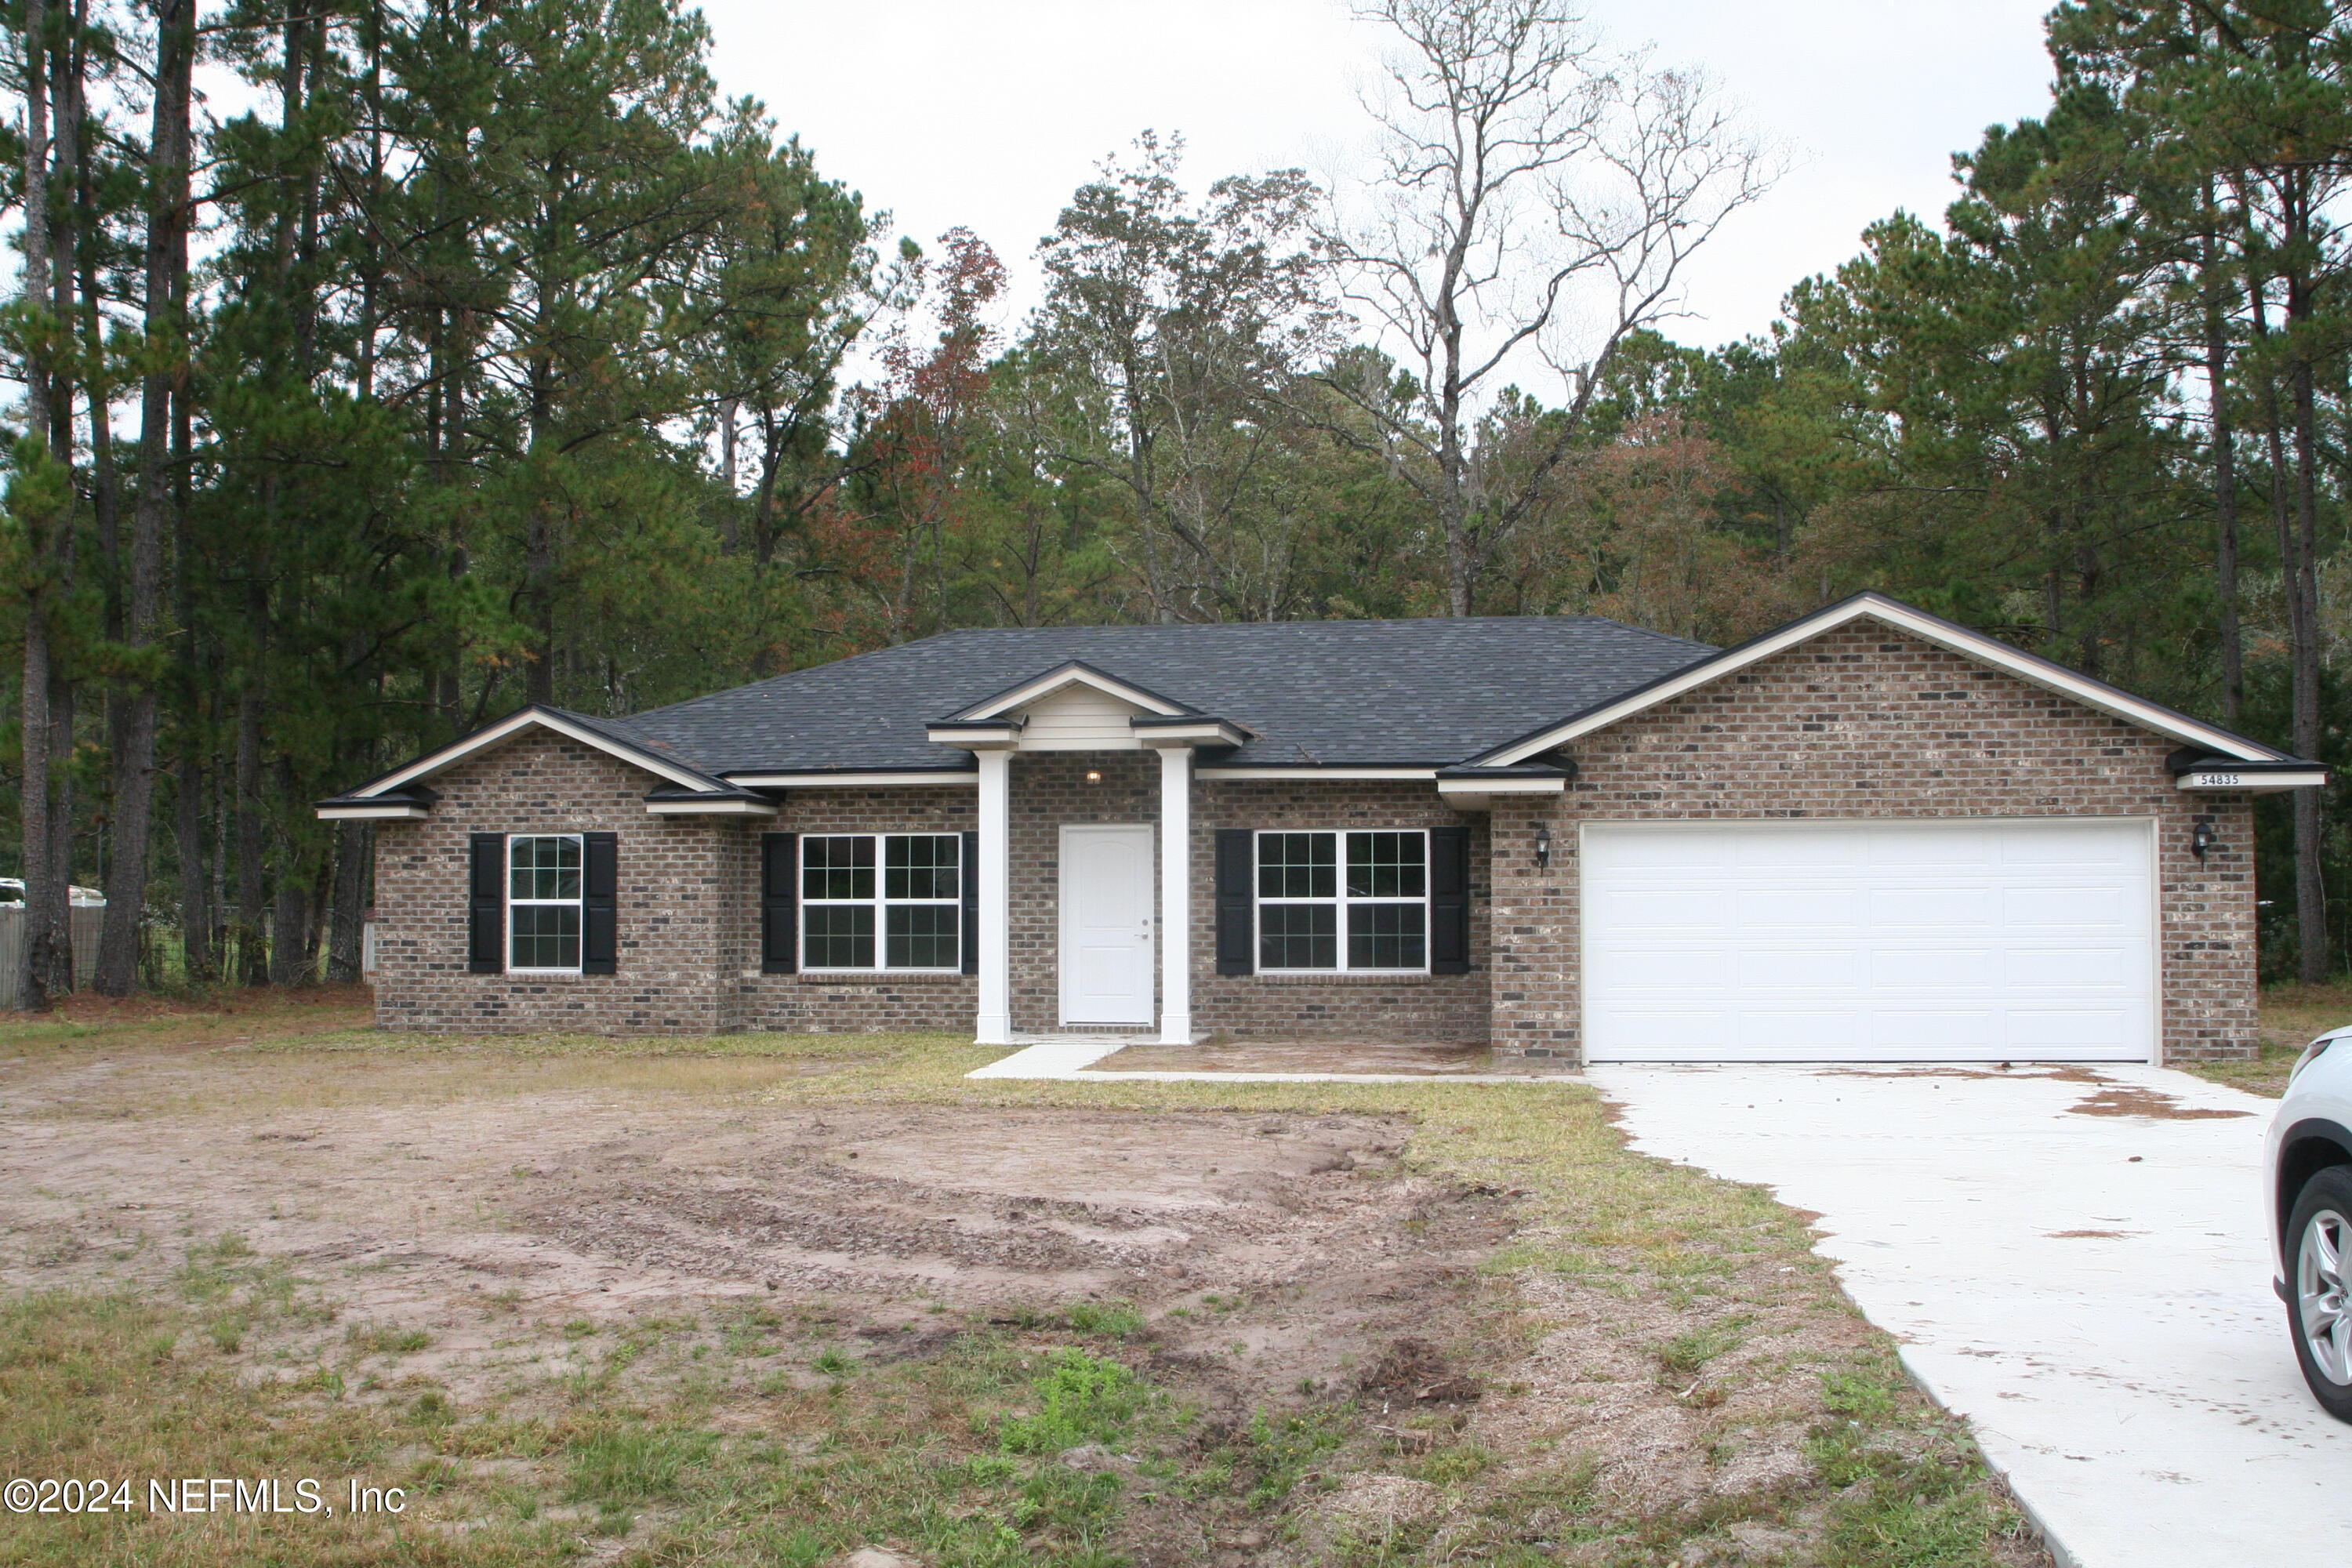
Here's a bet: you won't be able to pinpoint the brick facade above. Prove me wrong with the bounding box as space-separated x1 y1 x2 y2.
728 786 978 1033
1484 619 2256 1066
372 616 2258 1064
1192 780 1490 1044
372 732 743 1033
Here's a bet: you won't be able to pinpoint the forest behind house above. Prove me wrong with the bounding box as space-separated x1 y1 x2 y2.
4 0 2350 1001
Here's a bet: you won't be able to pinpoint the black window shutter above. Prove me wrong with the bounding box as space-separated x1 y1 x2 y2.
581 831 619 975
467 833 503 974
1214 829 1255 975
761 832 799 975
960 829 979 975
1429 825 1471 975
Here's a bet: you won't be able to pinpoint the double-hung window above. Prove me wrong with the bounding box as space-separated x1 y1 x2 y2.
1256 829 1428 971
508 834 583 972
801 833 961 971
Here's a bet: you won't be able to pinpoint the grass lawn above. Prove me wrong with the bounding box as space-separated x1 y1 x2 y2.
0 993 2050 1567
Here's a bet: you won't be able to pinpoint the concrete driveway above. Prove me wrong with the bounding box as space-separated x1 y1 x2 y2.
1586 1063 2352 1568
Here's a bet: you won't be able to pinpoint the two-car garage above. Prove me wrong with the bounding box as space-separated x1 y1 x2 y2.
1580 818 2158 1063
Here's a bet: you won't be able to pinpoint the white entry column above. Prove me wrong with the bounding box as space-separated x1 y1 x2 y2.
975 748 1013 1045
1156 743 1193 1045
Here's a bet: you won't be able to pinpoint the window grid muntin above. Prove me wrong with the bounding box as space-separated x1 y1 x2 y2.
507 834 583 972
802 833 962 971
1255 829 1431 973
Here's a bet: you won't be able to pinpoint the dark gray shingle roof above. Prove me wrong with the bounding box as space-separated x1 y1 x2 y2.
597 617 1717 774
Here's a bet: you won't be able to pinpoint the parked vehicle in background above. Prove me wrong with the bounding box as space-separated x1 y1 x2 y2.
0 879 107 907
2271 1029 2352 1422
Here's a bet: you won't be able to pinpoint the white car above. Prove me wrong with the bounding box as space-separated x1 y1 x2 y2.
0 879 106 907
2272 1026 2352 1422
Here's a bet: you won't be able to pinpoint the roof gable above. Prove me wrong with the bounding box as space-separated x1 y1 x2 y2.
947 660 1198 721
332 706 733 801
1473 593 2292 766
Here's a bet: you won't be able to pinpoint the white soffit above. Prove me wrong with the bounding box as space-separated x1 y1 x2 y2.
1436 776 1567 795
2176 768 2328 793
644 797 778 816
355 708 720 797
1483 596 2286 767
315 803 430 820
726 771 979 789
1197 767 1438 781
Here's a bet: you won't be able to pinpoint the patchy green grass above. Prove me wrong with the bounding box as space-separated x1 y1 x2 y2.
0 984 371 1060
0 1280 1203 1567
0 1002 2048 1566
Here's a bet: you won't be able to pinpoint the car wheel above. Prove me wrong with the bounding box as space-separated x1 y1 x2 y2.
2288 1165 2352 1423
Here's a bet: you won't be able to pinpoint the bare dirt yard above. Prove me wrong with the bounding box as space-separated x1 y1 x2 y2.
0 990 2052 1568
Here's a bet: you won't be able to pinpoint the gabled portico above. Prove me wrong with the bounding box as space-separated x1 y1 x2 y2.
928 663 1244 1047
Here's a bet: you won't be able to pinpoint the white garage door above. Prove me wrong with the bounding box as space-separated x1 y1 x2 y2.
1583 818 2156 1062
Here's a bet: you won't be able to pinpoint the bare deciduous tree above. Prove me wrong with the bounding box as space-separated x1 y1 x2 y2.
1325 0 1776 615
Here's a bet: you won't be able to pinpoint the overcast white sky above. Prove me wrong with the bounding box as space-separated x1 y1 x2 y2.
696 0 2060 350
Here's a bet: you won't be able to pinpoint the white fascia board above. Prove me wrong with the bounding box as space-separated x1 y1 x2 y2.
1483 596 2285 767
1134 720 1248 748
1198 767 1438 781
724 771 979 789
926 724 1023 750
2177 768 2327 793
955 664 1189 720
315 803 430 820
644 797 778 816
358 709 717 796
1436 776 1566 796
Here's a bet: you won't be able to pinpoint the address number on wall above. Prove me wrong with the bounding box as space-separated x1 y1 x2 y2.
2186 772 2241 787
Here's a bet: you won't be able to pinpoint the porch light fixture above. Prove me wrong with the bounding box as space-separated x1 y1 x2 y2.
2191 821 2216 861
1085 770 1103 783
1534 822 1552 869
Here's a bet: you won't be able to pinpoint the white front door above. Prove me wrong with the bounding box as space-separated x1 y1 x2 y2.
1061 823 1155 1025
1583 818 2158 1063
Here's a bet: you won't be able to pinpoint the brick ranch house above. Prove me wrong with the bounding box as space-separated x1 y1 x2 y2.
318 593 2324 1068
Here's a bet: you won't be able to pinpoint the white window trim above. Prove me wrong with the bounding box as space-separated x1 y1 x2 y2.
1254 828 1432 975
800 831 966 975
506 833 584 976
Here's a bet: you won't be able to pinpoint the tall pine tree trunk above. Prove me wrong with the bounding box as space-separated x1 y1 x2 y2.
2288 345 2328 982
327 819 368 983
96 0 194 995
16 0 64 1008
2203 216 2243 724
233 582 269 986
176 749 210 982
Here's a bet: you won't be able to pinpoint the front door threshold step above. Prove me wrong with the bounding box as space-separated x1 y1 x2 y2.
968 1035 1581 1084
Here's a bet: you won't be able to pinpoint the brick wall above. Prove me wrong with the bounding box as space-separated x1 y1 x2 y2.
1486 618 2257 1067
1193 780 1490 1044
371 732 745 1033
728 786 978 1033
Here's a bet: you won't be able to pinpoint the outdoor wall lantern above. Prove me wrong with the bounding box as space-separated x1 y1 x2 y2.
2191 821 2216 861
1534 822 1552 869
1084 770 1103 784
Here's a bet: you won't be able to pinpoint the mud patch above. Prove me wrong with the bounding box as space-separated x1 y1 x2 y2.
1355 1336 1483 1406
0 1083 1519 1414
2065 1085 2251 1120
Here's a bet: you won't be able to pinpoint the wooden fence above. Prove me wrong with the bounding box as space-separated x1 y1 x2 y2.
0 906 111 1008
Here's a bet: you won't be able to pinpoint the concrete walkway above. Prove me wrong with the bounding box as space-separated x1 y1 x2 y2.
967 1035 1569 1084
1587 1063 2352 1568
